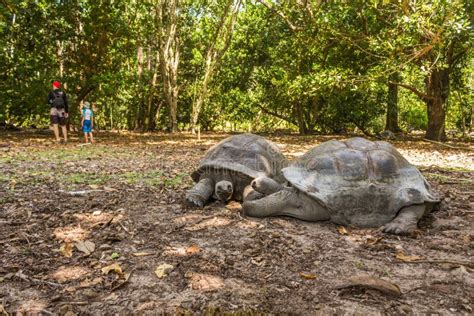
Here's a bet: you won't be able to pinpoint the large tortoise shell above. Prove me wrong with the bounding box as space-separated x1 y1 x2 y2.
192 133 287 183
282 138 439 227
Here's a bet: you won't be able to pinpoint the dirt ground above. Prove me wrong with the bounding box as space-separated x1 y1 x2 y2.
0 130 473 315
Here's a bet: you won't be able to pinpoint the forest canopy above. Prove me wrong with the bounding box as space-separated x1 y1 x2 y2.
0 0 472 141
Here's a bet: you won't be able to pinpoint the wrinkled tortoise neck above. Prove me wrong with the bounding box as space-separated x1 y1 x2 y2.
243 189 298 218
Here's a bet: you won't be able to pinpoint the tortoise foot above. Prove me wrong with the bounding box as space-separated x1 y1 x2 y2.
382 221 415 235
185 192 206 208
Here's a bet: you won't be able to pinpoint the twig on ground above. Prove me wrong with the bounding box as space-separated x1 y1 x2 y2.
118 222 133 235
0 220 28 226
90 215 115 229
396 259 474 269
0 304 9 316
423 138 473 151
111 270 134 291
0 237 21 244
14 271 63 288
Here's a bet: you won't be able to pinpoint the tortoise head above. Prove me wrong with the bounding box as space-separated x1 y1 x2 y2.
215 180 233 202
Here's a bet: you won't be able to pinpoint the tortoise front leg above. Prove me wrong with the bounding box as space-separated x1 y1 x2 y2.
186 178 214 207
242 185 264 202
251 176 283 195
382 204 427 235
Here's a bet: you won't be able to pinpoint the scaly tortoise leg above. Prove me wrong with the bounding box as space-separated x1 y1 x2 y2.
186 178 214 207
382 204 426 235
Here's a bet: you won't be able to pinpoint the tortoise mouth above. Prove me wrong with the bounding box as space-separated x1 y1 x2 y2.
215 190 233 202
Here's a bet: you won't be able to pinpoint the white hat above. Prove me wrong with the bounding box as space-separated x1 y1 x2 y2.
84 101 90 108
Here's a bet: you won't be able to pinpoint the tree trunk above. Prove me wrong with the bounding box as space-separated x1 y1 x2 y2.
157 0 180 133
307 96 320 131
137 46 143 79
425 68 449 141
385 72 401 132
191 54 212 133
295 103 308 135
190 0 241 133
57 40 64 77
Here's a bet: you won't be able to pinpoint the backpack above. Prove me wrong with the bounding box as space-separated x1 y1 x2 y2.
52 91 65 109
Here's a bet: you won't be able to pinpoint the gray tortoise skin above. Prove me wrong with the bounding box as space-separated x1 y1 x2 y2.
243 137 440 235
186 133 287 207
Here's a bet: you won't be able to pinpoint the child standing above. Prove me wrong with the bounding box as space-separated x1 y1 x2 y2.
81 101 94 144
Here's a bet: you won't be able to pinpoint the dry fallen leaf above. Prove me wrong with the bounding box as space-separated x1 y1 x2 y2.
337 226 349 235
101 263 124 277
236 220 264 229
104 186 118 192
365 236 383 245
163 246 187 256
250 257 265 266
185 217 231 231
59 243 74 258
75 240 95 256
185 245 201 255
53 226 89 243
172 214 204 225
111 272 132 291
155 264 174 278
299 272 317 280
51 266 90 283
79 277 103 288
186 272 225 292
338 275 401 297
395 252 423 262
133 252 155 257
15 299 48 315
0 303 9 316
225 201 242 211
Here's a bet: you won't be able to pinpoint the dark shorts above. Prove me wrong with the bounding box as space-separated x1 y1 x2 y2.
50 108 67 126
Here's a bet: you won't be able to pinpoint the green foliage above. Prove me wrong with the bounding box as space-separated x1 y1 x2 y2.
0 0 472 135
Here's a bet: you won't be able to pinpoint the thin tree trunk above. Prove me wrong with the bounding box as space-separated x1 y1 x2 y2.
386 72 402 132
134 46 145 131
425 68 449 141
295 102 308 135
157 0 180 133
191 0 241 133
57 40 64 77
307 96 320 131
191 54 212 134
145 70 158 131
137 46 143 79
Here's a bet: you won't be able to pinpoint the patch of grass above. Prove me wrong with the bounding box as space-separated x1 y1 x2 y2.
121 171 141 184
382 269 392 278
0 190 15 204
62 172 112 185
118 170 164 185
115 170 190 188
0 174 10 182
163 173 189 188
420 165 473 173
355 261 366 270
425 173 474 184
0 156 14 164
16 145 128 164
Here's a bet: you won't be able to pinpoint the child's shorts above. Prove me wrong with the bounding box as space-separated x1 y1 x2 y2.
82 120 92 133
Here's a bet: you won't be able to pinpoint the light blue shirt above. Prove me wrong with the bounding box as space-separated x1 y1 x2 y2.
82 108 94 120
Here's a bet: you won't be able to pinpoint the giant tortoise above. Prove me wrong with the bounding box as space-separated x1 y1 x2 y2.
243 137 440 235
186 133 287 207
